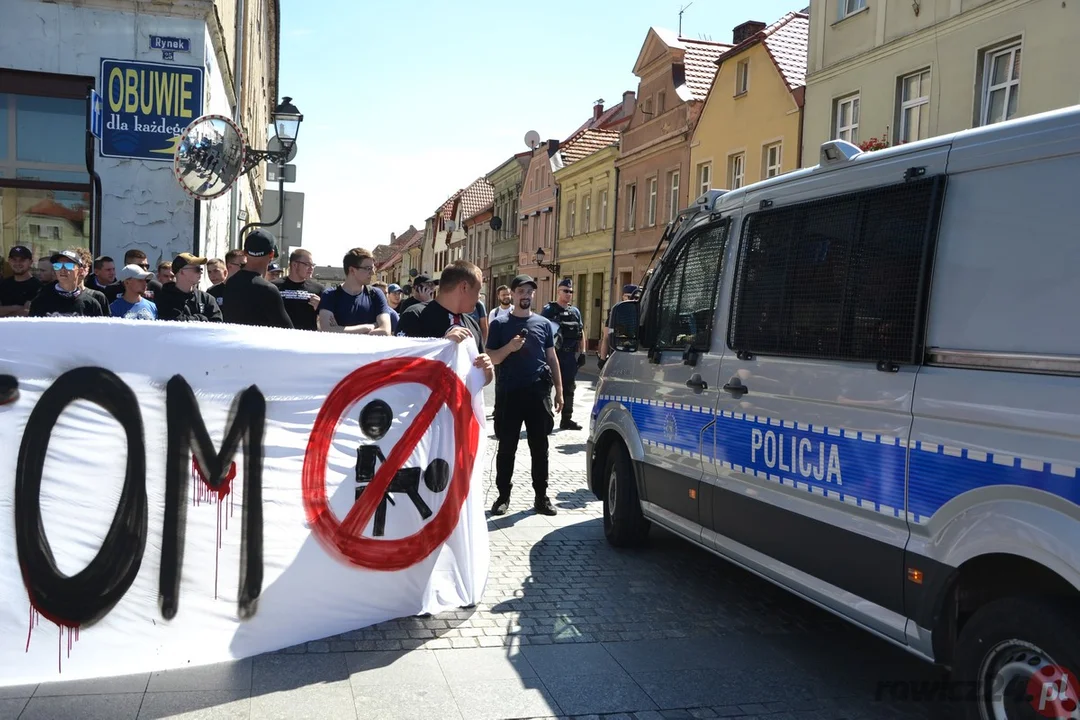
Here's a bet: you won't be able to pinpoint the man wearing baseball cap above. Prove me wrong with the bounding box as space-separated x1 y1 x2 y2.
110 264 158 320
221 229 293 328
397 273 434 314
0 245 42 317
156 253 222 322
29 249 106 317
485 273 564 517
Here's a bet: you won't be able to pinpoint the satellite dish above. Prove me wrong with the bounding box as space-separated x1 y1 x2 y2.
490 216 503 231
445 220 457 232
524 130 540 150
172 114 247 200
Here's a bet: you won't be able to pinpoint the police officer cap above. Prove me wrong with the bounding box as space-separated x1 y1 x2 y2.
558 278 573 288
511 274 537 290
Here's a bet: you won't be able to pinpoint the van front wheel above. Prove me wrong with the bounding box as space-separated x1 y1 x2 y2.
602 442 649 547
953 597 1080 720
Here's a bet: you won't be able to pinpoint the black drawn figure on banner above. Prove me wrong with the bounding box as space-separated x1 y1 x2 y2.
355 399 452 537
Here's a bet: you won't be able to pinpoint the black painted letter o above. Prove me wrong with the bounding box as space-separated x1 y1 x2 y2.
15 367 147 627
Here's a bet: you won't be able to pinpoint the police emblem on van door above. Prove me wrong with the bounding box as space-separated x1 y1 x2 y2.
664 413 678 442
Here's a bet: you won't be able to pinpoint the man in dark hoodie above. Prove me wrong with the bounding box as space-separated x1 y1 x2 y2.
156 253 223 322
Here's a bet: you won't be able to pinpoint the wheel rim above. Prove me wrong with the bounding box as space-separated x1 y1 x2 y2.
607 465 618 517
978 639 1080 720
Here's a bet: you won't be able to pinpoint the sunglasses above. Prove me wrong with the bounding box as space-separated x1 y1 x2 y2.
52 261 77 271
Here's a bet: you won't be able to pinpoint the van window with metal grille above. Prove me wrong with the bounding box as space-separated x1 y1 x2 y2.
728 177 942 364
652 222 729 350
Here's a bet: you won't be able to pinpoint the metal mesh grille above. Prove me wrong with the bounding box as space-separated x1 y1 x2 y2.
728 176 941 364
654 222 728 349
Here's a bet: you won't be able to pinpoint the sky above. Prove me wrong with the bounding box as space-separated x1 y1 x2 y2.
277 0 806 265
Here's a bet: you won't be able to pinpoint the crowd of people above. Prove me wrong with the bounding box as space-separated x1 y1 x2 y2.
1 229 614 518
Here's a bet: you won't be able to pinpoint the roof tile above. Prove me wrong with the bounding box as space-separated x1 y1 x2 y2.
559 128 621 166
761 12 809 90
680 38 731 100
459 177 495 221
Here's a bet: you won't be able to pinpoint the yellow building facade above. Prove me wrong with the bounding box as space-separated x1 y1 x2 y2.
552 130 622 350
690 13 809 193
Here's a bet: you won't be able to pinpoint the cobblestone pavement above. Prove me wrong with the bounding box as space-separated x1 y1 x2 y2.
5 370 952 719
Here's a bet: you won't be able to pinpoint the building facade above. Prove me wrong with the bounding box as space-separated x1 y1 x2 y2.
0 0 279 276
449 177 493 284
802 0 1080 164
552 128 621 351
485 152 529 304
691 13 809 194
516 140 561 303
614 29 729 304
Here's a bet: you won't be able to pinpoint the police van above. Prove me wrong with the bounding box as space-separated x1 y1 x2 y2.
587 104 1080 717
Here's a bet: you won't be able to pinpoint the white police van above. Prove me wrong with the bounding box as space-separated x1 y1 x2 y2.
587 104 1080 718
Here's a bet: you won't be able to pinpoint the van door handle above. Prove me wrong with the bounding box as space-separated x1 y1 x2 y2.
723 377 749 397
685 374 708 392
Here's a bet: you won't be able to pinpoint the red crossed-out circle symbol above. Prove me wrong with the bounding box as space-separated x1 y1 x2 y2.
302 356 479 571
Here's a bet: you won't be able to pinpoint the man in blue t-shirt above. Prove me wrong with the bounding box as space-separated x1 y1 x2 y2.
486 274 564 518
316 248 391 334
110 264 159 320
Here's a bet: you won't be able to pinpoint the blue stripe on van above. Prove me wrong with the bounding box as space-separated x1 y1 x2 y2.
592 394 1080 524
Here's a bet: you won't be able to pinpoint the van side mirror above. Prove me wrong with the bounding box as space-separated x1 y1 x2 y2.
611 301 639 352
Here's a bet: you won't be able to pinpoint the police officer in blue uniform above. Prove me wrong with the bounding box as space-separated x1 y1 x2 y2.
541 278 586 431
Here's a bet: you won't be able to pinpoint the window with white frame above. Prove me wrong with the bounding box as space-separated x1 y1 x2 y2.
668 170 680 222
600 189 608 230
583 194 591 232
568 199 576 237
764 143 782 179
840 0 866 19
698 162 711 196
729 153 745 189
647 177 658 226
835 94 860 144
626 183 637 231
735 59 749 95
980 43 1021 126
899 69 931 143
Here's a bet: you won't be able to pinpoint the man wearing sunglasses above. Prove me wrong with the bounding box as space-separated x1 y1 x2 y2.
274 248 324 331
122 249 162 301
540 278 587 431
0 245 42 317
29 250 107 317
156 253 223 322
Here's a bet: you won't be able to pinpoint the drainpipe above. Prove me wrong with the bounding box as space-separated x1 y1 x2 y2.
228 0 245 249
551 184 560 304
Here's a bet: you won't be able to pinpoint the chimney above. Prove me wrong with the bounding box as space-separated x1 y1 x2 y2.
547 139 560 157
732 20 766 45
592 98 605 120
622 90 636 117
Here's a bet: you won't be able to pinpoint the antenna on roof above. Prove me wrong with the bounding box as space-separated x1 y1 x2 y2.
679 2 693 36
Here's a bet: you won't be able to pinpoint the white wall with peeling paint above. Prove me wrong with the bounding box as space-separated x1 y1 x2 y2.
0 0 246 284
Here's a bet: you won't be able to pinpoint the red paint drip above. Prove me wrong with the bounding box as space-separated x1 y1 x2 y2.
191 456 237 600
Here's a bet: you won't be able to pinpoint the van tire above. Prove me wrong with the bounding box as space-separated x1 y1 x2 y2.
952 596 1080 720
602 441 649 547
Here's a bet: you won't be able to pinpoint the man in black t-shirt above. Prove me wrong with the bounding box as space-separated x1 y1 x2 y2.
221 229 293 329
274 248 324 331
399 260 494 386
29 250 107 318
84 255 122 303
0 245 42 317
397 273 435 314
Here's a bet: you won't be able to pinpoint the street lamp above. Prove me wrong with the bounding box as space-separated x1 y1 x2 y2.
236 97 305 241
534 247 560 276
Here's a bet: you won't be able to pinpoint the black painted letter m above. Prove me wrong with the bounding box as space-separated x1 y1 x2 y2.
160 375 265 621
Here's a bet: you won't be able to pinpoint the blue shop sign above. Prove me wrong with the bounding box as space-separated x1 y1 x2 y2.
99 58 204 161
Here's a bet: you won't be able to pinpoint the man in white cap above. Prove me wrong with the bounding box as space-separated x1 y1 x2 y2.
110 264 159 320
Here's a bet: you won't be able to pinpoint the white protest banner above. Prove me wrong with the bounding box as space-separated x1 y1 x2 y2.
0 318 489 686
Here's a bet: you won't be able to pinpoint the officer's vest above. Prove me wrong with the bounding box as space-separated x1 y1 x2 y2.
546 302 583 351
